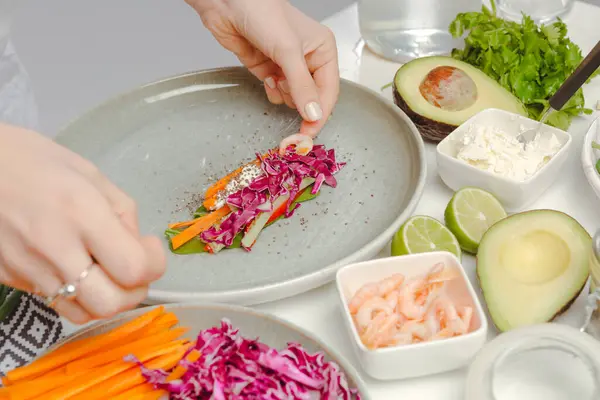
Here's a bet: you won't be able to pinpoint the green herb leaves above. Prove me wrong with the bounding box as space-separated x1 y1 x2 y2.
0 286 23 322
449 2 597 130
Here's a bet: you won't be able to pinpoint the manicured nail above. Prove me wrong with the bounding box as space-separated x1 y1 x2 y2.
264 76 276 89
305 102 323 121
278 79 290 94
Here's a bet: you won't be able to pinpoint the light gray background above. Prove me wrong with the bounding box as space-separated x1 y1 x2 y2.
10 0 353 136
10 0 599 136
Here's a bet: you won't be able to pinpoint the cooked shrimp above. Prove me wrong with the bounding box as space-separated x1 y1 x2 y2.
360 312 399 349
399 320 429 341
348 282 379 314
397 276 439 320
414 263 457 302
350 264 471 350
427 296 468 339
377 273 405 296
424 315 441 338
458 306 473 334
384 290 400 310
279 133 314 155
384 331 413 347
355 296 394 331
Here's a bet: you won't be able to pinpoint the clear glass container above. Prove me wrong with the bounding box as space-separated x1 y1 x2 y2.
586 230 600 338
466 324 600 400
496 0 574 23
465 232 600 399
590 230 600 294
357 0 481 63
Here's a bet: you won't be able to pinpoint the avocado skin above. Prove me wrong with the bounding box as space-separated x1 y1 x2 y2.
392 81 456 143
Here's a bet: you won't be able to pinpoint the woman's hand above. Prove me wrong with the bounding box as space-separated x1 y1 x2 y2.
0 125 166 324
187 0 340 139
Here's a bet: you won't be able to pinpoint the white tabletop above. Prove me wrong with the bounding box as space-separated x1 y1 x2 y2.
55 1 600 398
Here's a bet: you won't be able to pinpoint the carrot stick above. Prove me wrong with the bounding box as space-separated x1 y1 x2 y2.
67 344 188 400
111 383 155 400
136 390 169 400
166 349 201 382
171 206 231 250
142 312 179 333
65 328 188 373
34 343 189 400
6 306 165 383
168 217 203 230
2 369 88 400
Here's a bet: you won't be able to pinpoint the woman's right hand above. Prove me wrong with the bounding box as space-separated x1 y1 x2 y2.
0 124 166 324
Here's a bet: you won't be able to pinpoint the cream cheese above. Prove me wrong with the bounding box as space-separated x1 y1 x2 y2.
454 124 562 181
213 163 264 210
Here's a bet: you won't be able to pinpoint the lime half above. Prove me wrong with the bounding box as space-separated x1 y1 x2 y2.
391 215 461 259
445 187 507 254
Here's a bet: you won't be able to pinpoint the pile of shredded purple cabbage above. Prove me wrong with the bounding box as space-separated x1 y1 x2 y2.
200 145 345 249
130 319 361 400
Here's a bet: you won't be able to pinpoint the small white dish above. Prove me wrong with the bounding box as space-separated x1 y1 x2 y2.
436 108 572 212
581 117 600 201
335 251 488 381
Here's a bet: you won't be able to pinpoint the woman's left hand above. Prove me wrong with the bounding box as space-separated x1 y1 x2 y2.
186 0 339 139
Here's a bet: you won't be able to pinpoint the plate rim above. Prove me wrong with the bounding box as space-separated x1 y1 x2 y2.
55 66 427 305
48 302 372 399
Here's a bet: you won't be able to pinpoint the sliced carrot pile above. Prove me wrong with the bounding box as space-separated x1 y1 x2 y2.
1 307 196 400
170 205 231 250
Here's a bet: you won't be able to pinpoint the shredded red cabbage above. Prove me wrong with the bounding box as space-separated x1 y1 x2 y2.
200 145 345 249
132 319 361 400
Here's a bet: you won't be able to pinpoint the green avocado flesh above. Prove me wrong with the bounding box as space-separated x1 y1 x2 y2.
166 186 319 255
393 56 528 141
477 210 591 332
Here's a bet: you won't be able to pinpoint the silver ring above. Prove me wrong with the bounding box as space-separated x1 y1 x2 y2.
45 263 95 308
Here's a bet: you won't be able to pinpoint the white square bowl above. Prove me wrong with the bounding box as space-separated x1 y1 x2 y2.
436 108 572 212
335 252 488 381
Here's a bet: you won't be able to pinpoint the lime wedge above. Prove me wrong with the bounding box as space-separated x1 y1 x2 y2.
444 187 507 254
391 215 461 259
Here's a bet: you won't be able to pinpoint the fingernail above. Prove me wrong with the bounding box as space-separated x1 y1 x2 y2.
305 102 323 121
278 79 290 94
264 77 276 89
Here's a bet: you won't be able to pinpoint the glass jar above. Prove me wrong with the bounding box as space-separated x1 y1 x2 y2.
465 324 600 400
464 231 600 398
496 0 575 23
590 230 600 293
357 0 481 63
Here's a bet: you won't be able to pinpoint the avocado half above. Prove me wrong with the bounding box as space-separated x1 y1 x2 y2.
393 56 528 142
477 210 591 332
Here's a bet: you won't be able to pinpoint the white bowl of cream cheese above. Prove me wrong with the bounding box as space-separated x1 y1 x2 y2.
582 117 600 201
436 108 572 212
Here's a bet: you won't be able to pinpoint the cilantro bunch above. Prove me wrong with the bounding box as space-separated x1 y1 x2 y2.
449 1 597 130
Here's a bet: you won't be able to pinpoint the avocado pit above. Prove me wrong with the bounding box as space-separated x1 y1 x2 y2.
419 66 477 112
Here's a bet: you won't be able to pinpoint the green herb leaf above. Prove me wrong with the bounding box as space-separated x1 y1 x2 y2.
0 289 23 322
193 206 209 219
448 5 596 130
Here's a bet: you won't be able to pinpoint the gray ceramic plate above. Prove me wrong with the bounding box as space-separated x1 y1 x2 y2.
49 303 370 398
56 67 426 305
